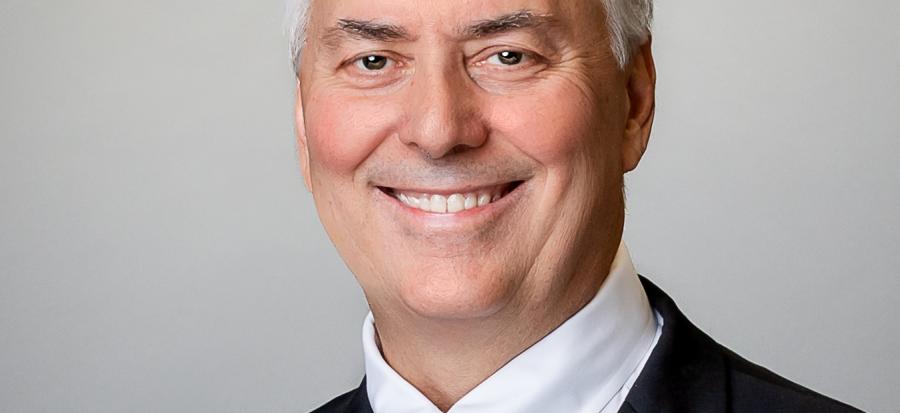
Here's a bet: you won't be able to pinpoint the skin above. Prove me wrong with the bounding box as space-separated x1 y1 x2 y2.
295 0 656 409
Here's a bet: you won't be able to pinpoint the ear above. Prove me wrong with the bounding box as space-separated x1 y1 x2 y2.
622 39 657 173
295 79 313 192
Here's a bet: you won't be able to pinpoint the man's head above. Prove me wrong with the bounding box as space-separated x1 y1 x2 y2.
291 0 656 324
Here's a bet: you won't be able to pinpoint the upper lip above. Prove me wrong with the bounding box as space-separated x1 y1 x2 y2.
377 181 522 196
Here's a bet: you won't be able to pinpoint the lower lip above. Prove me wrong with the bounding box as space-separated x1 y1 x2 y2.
373 182 527 228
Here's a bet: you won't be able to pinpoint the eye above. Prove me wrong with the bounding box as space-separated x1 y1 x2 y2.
488 50 525 66
341 52 408 88
356 55 390 71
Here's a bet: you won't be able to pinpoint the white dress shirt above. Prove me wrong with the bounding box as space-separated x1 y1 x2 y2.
361 242 663 413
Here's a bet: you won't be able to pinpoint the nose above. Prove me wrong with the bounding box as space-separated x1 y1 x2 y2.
400 61 487 159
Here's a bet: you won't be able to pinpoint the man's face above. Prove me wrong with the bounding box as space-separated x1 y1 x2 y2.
296 0 653 320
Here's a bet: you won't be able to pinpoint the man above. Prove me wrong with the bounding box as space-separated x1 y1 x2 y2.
289 0 861 412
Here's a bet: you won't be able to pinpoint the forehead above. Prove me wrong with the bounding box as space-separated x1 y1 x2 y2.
306 0 602 39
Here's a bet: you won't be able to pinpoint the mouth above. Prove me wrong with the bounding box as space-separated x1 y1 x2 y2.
377 181 525 214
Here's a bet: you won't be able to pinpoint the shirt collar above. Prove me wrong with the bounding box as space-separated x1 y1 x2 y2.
361 242 657 413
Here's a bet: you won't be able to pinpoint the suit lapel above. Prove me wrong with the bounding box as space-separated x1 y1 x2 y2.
617 402 639 413
620 277 730 413
346 378 373 413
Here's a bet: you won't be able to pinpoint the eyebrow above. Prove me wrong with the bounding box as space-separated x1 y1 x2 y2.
319 9 559 50
461 10 559 38
322 19 412 46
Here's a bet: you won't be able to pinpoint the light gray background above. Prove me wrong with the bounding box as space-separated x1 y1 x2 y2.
1 0 897 412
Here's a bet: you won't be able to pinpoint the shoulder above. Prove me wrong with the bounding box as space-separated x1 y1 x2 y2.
722 348 863 412
633 275 863 413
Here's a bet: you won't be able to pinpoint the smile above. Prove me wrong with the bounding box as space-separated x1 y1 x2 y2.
378 181 524 214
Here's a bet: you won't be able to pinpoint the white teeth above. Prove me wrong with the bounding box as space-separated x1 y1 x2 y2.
447 194 465 213
393 188 510 214
464 194 477 210
477 193 491 207
429 194 447 213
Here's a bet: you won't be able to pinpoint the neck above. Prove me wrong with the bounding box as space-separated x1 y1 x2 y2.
370 268 606 411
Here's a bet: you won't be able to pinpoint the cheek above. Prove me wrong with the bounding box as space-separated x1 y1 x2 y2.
304 93 402 177
488 79 617 166
487 76 627 228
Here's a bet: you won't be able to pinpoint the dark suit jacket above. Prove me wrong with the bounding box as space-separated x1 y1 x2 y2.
311 277 863 412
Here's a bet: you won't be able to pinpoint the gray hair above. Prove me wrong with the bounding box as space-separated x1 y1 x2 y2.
286 0 652 75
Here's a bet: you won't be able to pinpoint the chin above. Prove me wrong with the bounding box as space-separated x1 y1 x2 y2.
395 264 520 321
